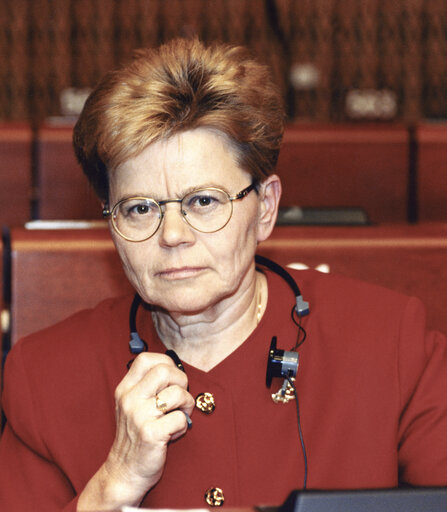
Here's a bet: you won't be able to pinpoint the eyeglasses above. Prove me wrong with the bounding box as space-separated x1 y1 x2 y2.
103 182 257 242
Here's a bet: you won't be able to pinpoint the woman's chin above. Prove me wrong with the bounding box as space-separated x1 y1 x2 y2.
141 288 223 316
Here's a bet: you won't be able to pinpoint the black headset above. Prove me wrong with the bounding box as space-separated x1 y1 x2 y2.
253 255 309 389
127 254 310 488
128 254 309 357
128 254 309 382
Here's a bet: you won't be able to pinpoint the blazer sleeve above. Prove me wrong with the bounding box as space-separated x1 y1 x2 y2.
0 343 80 512
397 296 447 485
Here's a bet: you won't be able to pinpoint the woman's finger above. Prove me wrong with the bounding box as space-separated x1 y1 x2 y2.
153 385 196 415
116 352 188 400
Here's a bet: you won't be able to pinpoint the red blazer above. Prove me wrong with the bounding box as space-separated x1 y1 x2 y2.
1 269 447 511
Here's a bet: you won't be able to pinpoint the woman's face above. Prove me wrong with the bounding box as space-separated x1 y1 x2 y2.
108 128 277 315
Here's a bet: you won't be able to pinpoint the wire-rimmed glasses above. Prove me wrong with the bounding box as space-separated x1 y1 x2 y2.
103 182 257 242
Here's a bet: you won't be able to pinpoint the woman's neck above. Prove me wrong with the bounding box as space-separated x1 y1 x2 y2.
151 271 267 372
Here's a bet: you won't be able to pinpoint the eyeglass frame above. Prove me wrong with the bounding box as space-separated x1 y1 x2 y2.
102 181 258 242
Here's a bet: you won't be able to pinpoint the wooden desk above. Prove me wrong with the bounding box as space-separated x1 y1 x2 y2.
33 123 411 223
277 124 409 223
35 124 101 220
0 123 32 225
416 123 447 221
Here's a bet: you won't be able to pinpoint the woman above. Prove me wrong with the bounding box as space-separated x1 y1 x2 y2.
1 38 447 511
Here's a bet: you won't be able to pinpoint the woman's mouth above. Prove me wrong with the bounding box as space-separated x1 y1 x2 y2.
157 267 206 280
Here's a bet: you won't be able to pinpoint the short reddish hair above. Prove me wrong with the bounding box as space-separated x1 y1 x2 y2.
73 38 285 201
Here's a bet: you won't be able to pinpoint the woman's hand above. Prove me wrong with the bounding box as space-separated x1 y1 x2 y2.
78 352 195 510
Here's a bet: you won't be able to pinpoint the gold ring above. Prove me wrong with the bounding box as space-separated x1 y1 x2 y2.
155 395 168 414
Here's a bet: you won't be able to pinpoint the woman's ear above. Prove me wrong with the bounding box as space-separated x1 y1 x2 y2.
257 174 282 243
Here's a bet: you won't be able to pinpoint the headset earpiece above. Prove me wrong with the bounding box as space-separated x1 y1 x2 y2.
296 295 310 317
129 332 148 354
128 294 148 354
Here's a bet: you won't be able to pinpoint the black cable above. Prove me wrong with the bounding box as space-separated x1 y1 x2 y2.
129 293 142 333
291 306 307 350
255 254 302 298
287 376 308 490
166 349 186 373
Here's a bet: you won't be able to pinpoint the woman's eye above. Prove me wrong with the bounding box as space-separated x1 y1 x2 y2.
128 204 149 215
188 193 220 210
122 201 155 217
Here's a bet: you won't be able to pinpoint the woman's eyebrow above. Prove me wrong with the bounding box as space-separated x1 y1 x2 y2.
118 183 228 202
114 193 152 203
181 183 227 195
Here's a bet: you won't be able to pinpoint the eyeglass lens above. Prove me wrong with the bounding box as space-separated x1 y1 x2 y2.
112 188 234 241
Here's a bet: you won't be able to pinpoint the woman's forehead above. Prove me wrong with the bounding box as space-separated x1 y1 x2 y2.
110 128 249 196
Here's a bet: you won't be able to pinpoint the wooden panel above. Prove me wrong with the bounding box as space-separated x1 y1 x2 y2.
9 226 132 344
35 123 411 224
258 223 447 335
0 124 32 226
416 123 447 221
277 124 409 223
36 124 102 220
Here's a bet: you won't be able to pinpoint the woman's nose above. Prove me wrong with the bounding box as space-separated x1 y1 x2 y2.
158 203 195 246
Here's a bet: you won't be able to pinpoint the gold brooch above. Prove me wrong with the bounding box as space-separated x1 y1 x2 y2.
195 392 216 414
204 487 225 507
